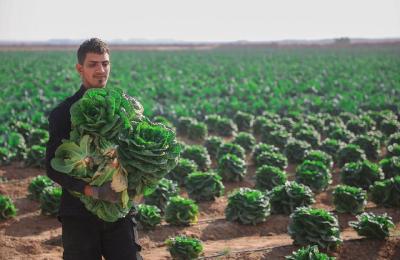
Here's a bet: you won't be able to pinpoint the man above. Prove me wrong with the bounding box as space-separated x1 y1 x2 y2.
45 38 142 260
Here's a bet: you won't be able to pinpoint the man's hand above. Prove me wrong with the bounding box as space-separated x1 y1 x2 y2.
84 182 120 203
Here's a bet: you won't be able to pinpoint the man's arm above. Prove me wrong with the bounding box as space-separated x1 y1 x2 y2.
45 108 117 201
45 109 88 193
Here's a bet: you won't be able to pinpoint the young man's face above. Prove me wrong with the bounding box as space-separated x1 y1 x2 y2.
76 52 110 89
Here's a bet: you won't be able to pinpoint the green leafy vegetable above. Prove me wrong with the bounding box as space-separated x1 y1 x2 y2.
284 138 312 164
255 165 287 191
39 186 62 216
28 175 55 201
288 207 342 250
181 145 211 172
332 185 367 214
165 196 199 226
0 195 17 220
340 160 384 190
136 204 162 229
225 187 271 225
165 235 203 260
295 160 331 193
143 178 179 212
370 176 400 208
349 212 395 239
70 87 139 141
232 132 256 153
285 245 335 260
167 158 198 186
268 181 315 214
217 153 246 182
185 171 224 202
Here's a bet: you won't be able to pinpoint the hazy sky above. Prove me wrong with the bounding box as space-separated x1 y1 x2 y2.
0 0 399 42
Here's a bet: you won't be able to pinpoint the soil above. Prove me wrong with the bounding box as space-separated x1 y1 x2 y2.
1 146 400 259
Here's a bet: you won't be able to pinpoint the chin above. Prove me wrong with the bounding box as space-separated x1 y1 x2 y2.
90 81 108 88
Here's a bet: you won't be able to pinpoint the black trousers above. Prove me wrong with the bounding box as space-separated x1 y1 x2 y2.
61 214 142 260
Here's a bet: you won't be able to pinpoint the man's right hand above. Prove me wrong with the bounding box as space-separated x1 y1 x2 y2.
84 183 120 203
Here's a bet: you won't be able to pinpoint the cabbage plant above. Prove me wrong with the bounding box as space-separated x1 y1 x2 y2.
295 160 331 193
143 178 179 212
255 165 287 191
217 153 246 182
165 235 203 260
349 212 394 239
225 188 270 225
28 175 55 201
165 196 199 226
268 181 315 214
136 204 162 229
40 186 62 216
370 176 400 208
0 195 17 220
185 171 224 202
332 185 367 214
288 207 342 250
285 245 335 260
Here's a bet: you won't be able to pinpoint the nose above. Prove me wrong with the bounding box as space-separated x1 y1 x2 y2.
96 63 105 72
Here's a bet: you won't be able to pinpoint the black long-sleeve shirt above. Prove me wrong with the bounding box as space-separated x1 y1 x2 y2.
45 85 94 217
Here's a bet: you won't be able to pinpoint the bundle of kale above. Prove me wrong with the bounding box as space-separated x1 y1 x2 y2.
51 88 180 222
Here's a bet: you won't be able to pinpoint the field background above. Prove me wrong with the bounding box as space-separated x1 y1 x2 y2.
1 43 400 259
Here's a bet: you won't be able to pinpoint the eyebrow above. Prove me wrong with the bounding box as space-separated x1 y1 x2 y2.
87 60 109 63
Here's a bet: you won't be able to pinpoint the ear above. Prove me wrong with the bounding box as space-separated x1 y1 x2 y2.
75 63 83 75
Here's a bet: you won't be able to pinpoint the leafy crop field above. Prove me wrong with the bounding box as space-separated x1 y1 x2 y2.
1 45 400 259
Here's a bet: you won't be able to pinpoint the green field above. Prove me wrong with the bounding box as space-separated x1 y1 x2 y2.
1 46 400 259
1 46 399 125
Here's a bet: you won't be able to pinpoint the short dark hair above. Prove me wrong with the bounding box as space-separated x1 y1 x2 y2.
77 38 110 64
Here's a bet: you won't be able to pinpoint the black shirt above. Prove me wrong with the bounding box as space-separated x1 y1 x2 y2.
45 85 94 217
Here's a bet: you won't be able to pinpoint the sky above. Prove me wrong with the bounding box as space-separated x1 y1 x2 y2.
0 0 399 42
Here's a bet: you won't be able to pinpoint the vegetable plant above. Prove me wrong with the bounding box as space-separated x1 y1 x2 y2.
370 176 400 207
379 156 400 179
295 160 332 193
350 135 380 161
143 178 179 212
136 204 162 229
332 185 367 214
0 195 17 220
216 142 245 160
284 138 312 164
28 175 55 201
268 181 315 214
255 151 288 170
217 153 246 182
233 111 254 132
232 132 256 153
185 171 224 201
181 145 211 171
187 121 208 142
252 143 280 164
304 150 333 169
337 144 367 167
349 212 395 239
40 186 62 216
165 196 199 226
165 235 203 260
340 160 384 190
167 158 198 186
225 188 271 225
285 245 335 260
255 165 287 191
288 207 342 250
204 136 223 158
